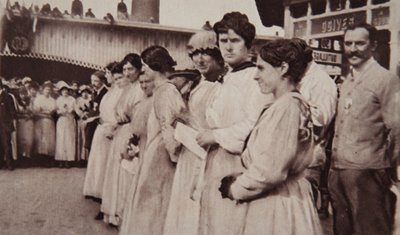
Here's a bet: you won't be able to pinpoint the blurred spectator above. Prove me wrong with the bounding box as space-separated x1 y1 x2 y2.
104 13 115 24
202 21 212 31
51 7 63 18
70 81 80 97
22 77 32 89
85 8 95 18
11 2 21 11
0 79 16 170
71 0 83 18
117 0 128 20
40 3 51 16
32 5 40 15
11 1 21 15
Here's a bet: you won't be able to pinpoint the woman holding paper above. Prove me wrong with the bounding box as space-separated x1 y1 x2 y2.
164 30 224 235
195 12 272 235
219 39 322 234
119 46 186 235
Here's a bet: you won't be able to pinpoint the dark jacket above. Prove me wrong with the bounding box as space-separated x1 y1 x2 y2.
0 90 16 133
88 86 108 118
84 86 108 150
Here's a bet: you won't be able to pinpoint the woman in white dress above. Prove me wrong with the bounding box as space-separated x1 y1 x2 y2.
55 82 77 168
115 74 155 227
163 30 224 235
220 39 322 235
119 46 186 235
101 54 144 227
33 82 57 166
195 12 271 235
83 64 124 202
15 87 34 159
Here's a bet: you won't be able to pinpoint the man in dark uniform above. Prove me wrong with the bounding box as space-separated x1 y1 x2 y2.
0 80 16 170
83 71 108 156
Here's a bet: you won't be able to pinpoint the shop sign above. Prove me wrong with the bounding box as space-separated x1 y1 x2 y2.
293 21 307 37
313 50 342 65
372 7 389 27
311 11 366 35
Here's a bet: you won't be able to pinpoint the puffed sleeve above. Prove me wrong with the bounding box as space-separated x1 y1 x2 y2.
154 84 186 162
230 98 301 201
299 63 338 128
212 75 273 153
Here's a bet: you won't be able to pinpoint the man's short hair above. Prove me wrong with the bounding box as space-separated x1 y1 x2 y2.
345 22 378 43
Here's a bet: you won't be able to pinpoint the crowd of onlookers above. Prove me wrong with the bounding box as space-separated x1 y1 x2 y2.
0 76 101 169
8 0 137 22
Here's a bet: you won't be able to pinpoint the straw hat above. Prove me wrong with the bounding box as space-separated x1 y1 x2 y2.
187 30 219 54
56 81 71 91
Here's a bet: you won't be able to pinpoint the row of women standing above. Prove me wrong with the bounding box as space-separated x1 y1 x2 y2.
15 79 94 167
83 11 323 235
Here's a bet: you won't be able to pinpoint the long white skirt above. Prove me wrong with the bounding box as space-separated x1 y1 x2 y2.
34 117 56 156
55 115 76 161
101 124 134 226
241 177 322 235
164 148 204 235
17 118 34 158
83 123 114 198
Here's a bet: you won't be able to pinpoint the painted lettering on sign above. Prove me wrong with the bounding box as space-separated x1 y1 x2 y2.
312 11 366 35
313 50 342 65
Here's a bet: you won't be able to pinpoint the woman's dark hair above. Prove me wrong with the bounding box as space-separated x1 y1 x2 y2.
27 81 39 90
42 81 54 89
110 62 124 74
16 87 30 107
105 61 118 71
92 71 107 84
290 38 313 64
122 53 142 70
141 45 176 73
213 12 256 49
259 39 308 84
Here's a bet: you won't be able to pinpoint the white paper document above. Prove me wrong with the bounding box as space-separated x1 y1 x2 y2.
174 122 207 160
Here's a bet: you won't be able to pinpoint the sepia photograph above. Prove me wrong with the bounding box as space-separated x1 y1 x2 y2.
0 0 399 234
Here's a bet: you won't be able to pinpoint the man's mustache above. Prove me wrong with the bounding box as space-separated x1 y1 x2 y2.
346 51 363 58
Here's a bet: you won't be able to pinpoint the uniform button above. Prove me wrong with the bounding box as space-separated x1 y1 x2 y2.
333 147 337 152
335 134 339 138
347 92 351 96
340 120 344 124
350 79 355 82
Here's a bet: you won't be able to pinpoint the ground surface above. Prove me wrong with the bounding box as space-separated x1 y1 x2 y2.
0 167 337 235
0 168 118 235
